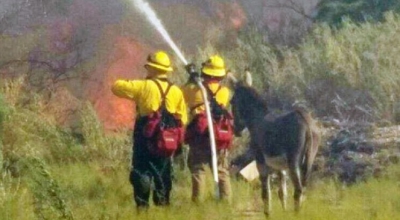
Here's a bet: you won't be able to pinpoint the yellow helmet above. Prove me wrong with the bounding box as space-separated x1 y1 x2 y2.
145 51 173 72
201 55 226 77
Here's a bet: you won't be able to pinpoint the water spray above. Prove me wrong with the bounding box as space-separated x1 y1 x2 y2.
131 0 188 65
131 0 220 199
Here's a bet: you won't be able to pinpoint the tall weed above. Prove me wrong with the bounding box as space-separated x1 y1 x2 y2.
24 157 74 220
218 12 400 123
79 101 130 164
0 94 8 172
0 77 83 174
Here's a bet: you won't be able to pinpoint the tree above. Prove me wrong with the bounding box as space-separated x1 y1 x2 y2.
0 0 124 91
316 0 400 26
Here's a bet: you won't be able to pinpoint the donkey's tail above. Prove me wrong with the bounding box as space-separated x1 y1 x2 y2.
302 127 320 187
295 109 320 187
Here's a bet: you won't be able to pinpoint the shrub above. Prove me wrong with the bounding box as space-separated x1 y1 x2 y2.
218 12 400 123
0 93 9 172
79 101 130 164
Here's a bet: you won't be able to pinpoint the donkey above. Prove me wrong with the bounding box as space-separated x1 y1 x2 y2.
228 72 320 216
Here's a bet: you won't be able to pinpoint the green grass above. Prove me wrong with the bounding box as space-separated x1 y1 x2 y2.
3 161 400 220
216 12 400 122
2 11 400 220
1 77 399 219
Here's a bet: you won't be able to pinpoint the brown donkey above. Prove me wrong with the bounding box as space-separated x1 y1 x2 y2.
228 72 320 216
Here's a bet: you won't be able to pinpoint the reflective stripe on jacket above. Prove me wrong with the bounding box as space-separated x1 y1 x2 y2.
111 75 188 125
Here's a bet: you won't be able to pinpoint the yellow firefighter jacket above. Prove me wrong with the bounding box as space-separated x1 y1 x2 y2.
111 74 188 125
182 81 230 118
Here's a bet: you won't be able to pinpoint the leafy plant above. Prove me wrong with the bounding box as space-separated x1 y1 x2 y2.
316 0 400 26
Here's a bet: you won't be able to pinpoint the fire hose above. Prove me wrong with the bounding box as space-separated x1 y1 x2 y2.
186 64 220 199
132 0 220 199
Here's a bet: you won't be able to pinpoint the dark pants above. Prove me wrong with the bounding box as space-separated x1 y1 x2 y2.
130 117 172 208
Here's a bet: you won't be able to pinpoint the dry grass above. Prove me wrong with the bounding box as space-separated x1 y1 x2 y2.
1 11 400 220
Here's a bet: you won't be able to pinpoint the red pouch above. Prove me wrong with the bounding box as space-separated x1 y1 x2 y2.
213 116 234 150
184 113 208 146
155 128 180 157
194 113 208 134
149 127 180 157
143 112 161 138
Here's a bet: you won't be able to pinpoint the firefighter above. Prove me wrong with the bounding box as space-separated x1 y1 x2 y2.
182 55 233 202
111 51 187 209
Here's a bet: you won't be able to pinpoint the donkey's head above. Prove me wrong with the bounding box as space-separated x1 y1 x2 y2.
227 71 268 136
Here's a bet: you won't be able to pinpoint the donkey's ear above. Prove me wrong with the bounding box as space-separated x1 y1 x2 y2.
244 71 253 87
226 71 238 87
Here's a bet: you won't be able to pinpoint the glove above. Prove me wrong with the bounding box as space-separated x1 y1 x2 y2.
185 63 200 84
185 63 198 76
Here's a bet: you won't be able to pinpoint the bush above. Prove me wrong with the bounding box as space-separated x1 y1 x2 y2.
217 12 400 123
0 93 9 172
78 101 131 163
316 0 400 27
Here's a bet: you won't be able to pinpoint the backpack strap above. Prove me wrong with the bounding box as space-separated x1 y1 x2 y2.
210 84 222 98
190 84 223 113
190 103 204 113
204 83 230 118
203 83 222 105
150 78 172 109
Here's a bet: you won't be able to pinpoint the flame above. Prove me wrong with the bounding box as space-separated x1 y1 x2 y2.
214 1 247 30
91 36 152 131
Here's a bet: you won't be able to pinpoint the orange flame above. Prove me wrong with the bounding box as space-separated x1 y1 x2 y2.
93 36 152 131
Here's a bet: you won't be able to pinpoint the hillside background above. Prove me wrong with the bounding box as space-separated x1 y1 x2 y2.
1 0 400 219
0 0 322 130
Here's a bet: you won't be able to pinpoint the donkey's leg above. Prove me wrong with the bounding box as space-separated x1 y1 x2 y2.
289 125 309 212
257 162 271 216
277 170 287 211
289 162 303 212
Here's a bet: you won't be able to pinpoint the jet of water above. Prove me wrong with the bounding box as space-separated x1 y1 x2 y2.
131 0 220 199
131 0 188 65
